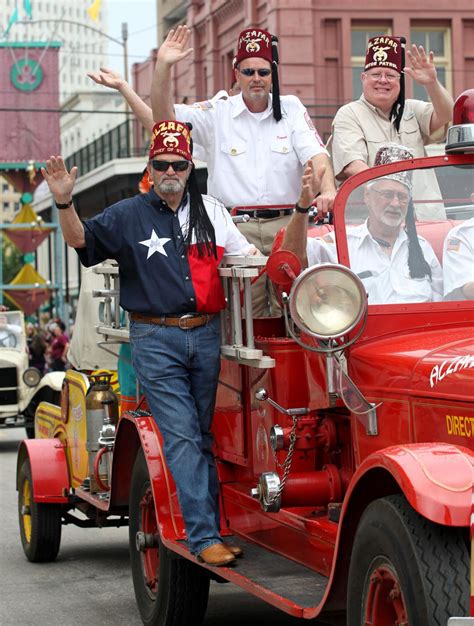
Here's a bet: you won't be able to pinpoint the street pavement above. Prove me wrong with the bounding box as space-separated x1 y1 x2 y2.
0 428 335 626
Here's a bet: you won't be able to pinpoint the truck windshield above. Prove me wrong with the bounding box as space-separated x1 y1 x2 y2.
332 162 474 305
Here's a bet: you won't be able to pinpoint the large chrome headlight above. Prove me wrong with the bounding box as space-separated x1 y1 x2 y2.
23 367 42 387
289 264 367 339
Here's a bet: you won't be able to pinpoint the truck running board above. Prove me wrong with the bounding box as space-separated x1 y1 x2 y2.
169 536 329 618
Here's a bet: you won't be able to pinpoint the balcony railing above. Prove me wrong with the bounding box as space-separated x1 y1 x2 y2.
65 121 148 177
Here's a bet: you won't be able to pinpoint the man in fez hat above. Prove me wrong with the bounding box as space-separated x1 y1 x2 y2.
151 25 335 316
42 121 258 567
330 37 453 219
282 143 443 304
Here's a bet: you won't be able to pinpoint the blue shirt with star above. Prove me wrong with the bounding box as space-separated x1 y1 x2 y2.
76 190 201 315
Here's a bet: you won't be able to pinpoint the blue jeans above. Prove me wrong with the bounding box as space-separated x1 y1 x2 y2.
130 315 222 555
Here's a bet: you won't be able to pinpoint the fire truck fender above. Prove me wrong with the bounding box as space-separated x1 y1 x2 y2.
345 442 473 527
109 413 185 541
320 442 473 615
16 439 69 503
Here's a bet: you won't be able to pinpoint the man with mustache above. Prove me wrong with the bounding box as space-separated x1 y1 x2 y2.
283 144 443 304
41 121 258 567
151 25 335 316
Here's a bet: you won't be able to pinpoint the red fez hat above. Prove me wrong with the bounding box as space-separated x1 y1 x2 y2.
234 28 273 67
365 36 407 132
364 36 403 73
149 120 192 161
233 28 282 122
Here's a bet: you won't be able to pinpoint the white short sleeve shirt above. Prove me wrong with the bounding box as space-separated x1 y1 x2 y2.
443 218 474 298
307 223 443 304
175 94 327 208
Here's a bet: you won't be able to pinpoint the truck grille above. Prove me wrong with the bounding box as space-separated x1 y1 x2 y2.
0 367 18 404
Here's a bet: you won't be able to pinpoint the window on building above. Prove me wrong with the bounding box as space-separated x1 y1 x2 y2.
351 25 391 98
3 202 9 210
14 202 20 212
410 27 451 99
2 183 8 192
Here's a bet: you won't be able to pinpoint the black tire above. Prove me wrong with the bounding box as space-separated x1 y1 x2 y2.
129 449 210 626
347 494 469 626
18 457 62 562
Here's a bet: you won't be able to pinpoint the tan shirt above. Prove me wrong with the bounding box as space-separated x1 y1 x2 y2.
329 96 446 219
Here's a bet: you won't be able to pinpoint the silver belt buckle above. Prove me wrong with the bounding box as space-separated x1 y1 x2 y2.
178 314 194 329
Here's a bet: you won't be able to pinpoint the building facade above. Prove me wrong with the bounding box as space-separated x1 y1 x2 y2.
2 0 109 103
155 0 474 142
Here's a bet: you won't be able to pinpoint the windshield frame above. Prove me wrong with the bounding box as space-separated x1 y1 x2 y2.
330 152 474 315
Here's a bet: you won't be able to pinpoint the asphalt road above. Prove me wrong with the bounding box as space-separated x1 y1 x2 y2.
0 428 336 626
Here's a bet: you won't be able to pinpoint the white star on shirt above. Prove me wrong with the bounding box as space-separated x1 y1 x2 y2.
139 229 171 259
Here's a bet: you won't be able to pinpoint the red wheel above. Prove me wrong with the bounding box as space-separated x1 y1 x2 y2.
347 494 469 626
363 560 408 625
138 486 159 597
129 449 210 626
18 457 62 562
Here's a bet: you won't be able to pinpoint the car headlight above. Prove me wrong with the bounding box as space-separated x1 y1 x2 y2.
23 367 41 387
289 264 367 339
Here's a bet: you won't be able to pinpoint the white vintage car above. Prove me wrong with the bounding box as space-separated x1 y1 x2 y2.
0 310 63 438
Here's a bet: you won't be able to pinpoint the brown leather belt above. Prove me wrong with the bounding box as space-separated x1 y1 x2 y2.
130 312 214 329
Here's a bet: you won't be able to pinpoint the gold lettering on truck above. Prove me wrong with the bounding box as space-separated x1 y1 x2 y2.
446 414 474 438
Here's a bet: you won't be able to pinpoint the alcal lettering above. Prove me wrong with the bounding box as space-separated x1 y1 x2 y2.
430 354 474 388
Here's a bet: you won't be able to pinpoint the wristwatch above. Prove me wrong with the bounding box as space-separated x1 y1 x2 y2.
55 199 73 209
295 202 310 214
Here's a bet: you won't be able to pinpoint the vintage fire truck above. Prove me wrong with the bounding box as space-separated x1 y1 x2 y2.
17 92 474 625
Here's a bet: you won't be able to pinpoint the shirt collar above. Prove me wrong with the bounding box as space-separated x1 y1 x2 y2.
359 93 391 120
352 220 408 249
231 92 273 119
147 188 189 213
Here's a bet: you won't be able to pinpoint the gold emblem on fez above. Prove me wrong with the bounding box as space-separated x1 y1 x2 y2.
162 131 182 148
373 46 391 63
246 39 261 53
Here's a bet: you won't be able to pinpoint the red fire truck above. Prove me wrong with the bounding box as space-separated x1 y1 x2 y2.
17 92 474 626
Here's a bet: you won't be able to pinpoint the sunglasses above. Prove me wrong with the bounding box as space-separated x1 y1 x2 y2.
372 188 410 204
239 68 272 77
151 160 190 172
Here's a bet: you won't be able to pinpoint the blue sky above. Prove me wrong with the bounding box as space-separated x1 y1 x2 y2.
106 0 157 77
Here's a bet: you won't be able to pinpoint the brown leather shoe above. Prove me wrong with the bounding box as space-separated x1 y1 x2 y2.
226 545 243 557
198 543 236 567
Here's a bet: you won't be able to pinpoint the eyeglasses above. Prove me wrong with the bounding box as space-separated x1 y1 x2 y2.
371 188 410 204
365 71 400 83
151 160 190 172
239 68 272 77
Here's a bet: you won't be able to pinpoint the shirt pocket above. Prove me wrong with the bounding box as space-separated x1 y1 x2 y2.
270 139 296 171
399 115 421 152
220 141 247 172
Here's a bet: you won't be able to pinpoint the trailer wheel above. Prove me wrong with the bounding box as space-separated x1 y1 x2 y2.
129 449 210 626
18 457 62 562
347 494 469 626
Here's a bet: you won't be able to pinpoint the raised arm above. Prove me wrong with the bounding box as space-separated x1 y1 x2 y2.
41 157 85 248
310 153 336 216
404 45 454 133
151 25 193 121
282 161 324 269
88 67 154 132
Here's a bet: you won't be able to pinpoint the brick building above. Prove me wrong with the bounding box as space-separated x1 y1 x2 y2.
150 0 474 143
